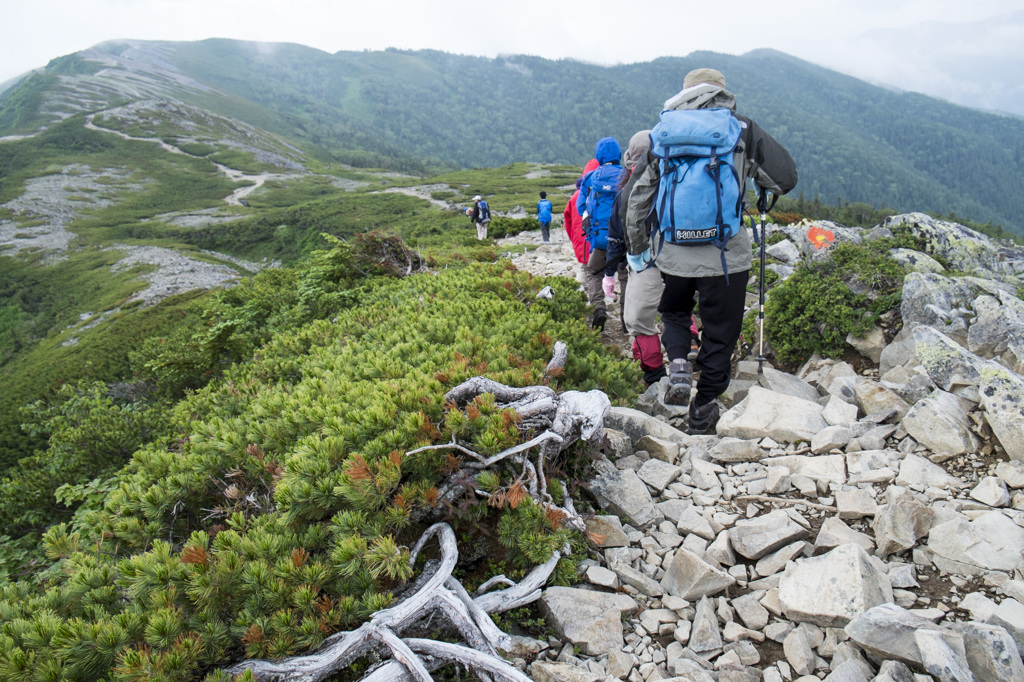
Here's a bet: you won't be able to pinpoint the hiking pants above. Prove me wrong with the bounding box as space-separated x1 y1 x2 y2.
623 265 663 337
625 264 665 374
540 222 551 242
659 270 749 404
476 221 488 240
585 248 628 314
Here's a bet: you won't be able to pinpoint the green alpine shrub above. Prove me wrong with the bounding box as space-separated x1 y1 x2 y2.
0 242 641 679
763 239 908 365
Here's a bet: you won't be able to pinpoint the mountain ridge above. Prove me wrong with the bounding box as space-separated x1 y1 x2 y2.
3 39 1023 234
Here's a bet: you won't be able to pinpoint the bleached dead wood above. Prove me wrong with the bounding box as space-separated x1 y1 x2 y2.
545 340 568 374
229 345 610 680
228 523 557 681
441 370 609 532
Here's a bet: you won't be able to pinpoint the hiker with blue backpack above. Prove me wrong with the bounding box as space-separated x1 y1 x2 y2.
537 192 553 242
577 137 629 331
469 195 491 240
624 68 797 434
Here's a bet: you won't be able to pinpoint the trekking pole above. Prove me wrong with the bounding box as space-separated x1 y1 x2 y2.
756 188 770 375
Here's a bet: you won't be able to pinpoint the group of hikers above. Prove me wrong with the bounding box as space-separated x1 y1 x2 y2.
471 68 797 434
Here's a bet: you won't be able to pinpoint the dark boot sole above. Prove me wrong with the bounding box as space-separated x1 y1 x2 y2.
664 383 691 406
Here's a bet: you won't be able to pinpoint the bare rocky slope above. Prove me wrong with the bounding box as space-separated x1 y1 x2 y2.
497 215 1024 682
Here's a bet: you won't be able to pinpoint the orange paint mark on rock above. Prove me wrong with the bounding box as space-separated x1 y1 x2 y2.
807 225 836 250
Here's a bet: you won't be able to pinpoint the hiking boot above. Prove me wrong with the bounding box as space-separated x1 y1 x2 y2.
643 365 667 388
591 309 607 331
688 397 721 435
664 358 692 406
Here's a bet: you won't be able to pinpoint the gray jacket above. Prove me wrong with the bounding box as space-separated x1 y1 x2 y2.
623 85 797 278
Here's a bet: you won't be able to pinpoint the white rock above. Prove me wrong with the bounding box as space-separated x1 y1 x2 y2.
815 517 876 554
989 598 1024 652
717 386 829 443
995 461 1024 489
690 458 725 490
730 509 812 560
836 488 878 519
895 454 963 492
586 565 619 588
723 620 764 643
660 547 735 600
970 476 1011 507
979 366 1024 462
588 459 659 529
902 389 979 456
585 515 630 548
761 454 847 488
954 620 1024 682
783 627 816 676
844 603 962 670
914 629 974 682
765 465 793 493
822 394 860 427
812 425 854 455
676 506 716 540
779 544 894 627
928 511 1024 575
689 595 723 654
732 591 770 631
755 541 809 578
540 587 637 656
872 486 934 557
637 458 683 493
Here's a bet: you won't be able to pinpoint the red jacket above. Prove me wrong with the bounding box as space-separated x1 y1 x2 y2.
565 159 600 264
564 190 589 264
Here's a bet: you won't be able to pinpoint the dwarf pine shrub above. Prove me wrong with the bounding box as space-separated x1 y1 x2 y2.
762 239 909 365
0 243 641 679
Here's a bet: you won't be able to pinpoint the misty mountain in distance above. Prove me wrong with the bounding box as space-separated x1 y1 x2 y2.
832 9 1024 118
2 38 1023 234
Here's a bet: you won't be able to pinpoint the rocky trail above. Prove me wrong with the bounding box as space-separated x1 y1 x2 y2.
494 216 1024 682
499 227 633 357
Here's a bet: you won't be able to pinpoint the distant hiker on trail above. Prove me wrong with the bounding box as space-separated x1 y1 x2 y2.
564 159 598 276
469 195 491 240
625 67 797 434
537 192 553 243
577 137 628 331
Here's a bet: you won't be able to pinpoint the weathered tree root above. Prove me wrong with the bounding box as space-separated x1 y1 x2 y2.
229 352 610 680
228 523 556 681
441 371 610 532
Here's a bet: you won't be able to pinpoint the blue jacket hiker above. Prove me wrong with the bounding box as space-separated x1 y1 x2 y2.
537 192 553 243
577 137 628 331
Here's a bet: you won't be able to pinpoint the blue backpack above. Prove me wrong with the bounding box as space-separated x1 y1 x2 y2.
537 199 552 223
650 108 744 272
477 200 491 222
583 164 626 250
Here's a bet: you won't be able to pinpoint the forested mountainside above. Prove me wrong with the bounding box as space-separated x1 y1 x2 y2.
2 39 1023 234
3 33 1024 681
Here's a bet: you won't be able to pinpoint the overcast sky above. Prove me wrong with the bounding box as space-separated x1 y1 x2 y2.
3 0 1023 114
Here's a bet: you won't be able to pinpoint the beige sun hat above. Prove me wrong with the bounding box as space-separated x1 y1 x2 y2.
683 68 726 89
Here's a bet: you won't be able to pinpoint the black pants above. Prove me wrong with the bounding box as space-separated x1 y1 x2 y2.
659 270 749 404
540 222 550 242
